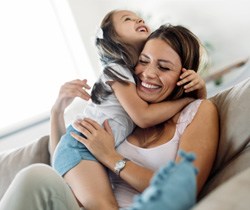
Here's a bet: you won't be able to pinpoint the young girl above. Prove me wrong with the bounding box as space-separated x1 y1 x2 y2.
52 10 207 209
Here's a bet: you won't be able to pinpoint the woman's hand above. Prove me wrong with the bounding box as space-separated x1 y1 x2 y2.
50 79 91 155
177 68 207 99
52 79 91 114
71 118 117 162
72 118 157 192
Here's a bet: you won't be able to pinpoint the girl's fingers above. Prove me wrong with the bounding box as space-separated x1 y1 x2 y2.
184 79 199 89
180 69 193 79
184 83 201 92
178 74 196 86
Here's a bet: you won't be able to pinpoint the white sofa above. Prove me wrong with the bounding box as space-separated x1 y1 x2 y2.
1 77 250 209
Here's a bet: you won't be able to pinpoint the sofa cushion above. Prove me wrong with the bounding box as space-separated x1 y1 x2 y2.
200 77 250 198
0 135 50 200
192 167 250 210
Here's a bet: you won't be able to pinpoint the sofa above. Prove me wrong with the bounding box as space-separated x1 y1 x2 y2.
1 77 250 209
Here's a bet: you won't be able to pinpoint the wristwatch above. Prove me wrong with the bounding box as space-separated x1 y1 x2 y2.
114 158 130 176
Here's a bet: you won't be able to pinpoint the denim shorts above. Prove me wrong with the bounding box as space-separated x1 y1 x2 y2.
52 124 97 176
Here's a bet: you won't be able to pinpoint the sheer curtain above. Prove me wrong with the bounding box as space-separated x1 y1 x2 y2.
0 0 95 137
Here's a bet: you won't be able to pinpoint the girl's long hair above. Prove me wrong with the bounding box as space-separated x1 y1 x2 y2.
91 10 141 104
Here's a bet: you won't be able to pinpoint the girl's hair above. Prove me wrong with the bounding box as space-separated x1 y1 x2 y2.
147 24 201 100
91 10 141 104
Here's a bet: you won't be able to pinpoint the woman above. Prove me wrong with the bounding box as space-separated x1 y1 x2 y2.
52 10 206 210
0 24 218 210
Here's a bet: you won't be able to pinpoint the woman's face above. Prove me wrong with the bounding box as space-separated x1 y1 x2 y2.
135 38 182 103
112 10 150 49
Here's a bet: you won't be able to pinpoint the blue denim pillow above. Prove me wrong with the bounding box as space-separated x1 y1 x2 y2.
126 150 197 210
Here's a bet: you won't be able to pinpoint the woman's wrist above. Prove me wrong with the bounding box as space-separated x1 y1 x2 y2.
102 152 124 173
51 102 64 116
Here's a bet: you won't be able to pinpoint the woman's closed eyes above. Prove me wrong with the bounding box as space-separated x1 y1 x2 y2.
138 59 173 72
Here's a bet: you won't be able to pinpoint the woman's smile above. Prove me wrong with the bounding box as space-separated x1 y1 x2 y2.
141 81 160 90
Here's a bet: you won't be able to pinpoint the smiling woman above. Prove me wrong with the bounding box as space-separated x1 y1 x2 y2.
0 0 95 144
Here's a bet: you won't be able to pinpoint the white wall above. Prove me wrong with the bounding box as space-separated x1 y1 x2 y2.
0 98 85 153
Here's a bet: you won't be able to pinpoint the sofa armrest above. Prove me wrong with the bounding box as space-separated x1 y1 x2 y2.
192 167 250 210
199 77 250 198
0 135 50 200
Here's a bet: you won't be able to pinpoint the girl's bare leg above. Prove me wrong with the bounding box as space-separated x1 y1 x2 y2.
64 160 118 210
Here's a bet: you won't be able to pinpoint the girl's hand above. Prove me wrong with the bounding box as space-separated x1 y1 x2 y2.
177 68 207 99
71 118 117 161
52 79 91 114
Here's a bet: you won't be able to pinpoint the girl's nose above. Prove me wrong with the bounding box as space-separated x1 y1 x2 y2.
136 18 144 24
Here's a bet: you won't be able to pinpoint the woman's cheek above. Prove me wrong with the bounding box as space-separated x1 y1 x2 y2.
134 64 143 75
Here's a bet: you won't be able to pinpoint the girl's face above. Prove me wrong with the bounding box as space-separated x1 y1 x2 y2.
135 38 182 103
112 10 151 49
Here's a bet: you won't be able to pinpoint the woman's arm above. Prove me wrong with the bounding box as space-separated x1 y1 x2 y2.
49 79 91 155
177 99 219 193
71 119 154 192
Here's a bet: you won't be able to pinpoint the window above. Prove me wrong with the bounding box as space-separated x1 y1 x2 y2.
0 0 96 137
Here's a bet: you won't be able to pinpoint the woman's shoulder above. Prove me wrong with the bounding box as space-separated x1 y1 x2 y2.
198 99 218 114
171 99 217 124
189 99 218 125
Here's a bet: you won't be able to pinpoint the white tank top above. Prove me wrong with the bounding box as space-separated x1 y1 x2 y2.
109 99 202 208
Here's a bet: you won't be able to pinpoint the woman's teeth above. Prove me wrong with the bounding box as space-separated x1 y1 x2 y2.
141 82 158 89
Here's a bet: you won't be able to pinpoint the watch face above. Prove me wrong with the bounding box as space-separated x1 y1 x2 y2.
114 159 129 175
117 160 125 168
115 160 125 172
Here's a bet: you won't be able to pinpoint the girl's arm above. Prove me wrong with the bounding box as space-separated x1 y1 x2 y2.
49 79 91 155
111 68 206 128
110 81 191 128
177 100 219 193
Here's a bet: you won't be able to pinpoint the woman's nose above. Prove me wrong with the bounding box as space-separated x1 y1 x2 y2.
142 66 157 78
